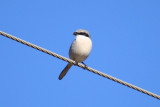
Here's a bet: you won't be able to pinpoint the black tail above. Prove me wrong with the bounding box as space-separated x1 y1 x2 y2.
58 63 73 80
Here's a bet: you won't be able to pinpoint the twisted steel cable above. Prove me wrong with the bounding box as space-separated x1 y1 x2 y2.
0 31 160 100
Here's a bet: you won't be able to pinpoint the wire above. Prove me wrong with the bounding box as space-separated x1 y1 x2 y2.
0 31 160 100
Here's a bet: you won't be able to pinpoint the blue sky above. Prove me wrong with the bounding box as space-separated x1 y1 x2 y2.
0 0 160 107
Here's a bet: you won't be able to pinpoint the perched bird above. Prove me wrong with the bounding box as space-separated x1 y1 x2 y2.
58 29 92 80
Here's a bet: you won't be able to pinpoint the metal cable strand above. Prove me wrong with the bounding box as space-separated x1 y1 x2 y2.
0 31 160 100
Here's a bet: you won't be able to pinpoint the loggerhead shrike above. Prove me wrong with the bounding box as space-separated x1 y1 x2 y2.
58 29 92 80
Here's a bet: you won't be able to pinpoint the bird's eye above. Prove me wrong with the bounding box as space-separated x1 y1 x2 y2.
77 32 89 37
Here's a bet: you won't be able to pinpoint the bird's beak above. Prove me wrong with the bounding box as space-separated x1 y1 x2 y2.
73 32 77 35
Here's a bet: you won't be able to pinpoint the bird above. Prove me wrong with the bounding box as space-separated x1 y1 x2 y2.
58 29 92 80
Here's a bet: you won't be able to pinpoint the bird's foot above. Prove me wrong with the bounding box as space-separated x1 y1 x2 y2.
82 62 87 69
73 62 78 66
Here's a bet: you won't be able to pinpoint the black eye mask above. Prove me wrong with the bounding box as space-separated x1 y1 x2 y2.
74 32 90 37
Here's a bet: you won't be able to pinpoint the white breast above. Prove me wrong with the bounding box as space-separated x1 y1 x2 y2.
69 35 92 62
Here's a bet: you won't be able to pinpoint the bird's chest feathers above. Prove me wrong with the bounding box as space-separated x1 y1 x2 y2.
73 35 92 54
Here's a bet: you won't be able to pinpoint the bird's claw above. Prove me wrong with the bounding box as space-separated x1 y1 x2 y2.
82 62 87 69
